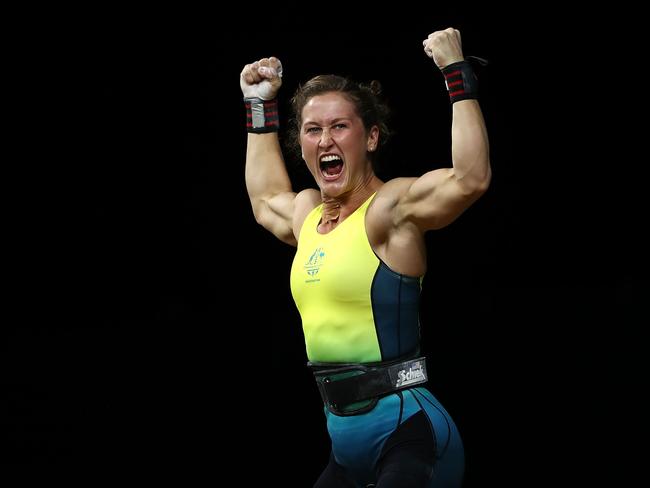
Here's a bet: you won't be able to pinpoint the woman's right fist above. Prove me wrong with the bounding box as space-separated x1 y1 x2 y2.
240 57 283 100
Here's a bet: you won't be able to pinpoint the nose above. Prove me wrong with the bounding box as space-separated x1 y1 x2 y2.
319 127 333 148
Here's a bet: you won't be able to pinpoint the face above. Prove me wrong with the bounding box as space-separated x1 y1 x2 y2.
300 92 378 197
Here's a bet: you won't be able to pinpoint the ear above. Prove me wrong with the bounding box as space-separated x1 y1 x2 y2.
367 126 379 152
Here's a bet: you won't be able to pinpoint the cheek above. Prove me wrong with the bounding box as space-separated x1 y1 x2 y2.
337 130 362 148
299 140 316 167
300 135 316 152
303 141 323 164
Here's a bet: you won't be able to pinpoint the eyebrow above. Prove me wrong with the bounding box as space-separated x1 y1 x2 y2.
303 117 352 126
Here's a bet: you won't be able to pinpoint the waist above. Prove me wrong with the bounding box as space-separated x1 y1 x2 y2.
308 356 428 416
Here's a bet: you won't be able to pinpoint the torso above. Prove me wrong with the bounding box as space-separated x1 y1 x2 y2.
290 191 423 363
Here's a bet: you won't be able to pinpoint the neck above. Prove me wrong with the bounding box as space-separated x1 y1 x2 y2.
321 175 382 225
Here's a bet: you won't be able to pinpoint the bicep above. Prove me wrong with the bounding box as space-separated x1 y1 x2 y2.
397 168 485 231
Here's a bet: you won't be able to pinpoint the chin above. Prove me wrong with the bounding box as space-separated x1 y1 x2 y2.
319 178 348 196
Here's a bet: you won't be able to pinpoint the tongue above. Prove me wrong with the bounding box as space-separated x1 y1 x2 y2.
325 163 343 175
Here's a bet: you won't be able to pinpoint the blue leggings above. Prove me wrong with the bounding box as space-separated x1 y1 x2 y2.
314 388 464 488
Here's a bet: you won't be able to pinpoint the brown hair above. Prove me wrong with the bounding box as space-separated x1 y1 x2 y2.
287 75 391 170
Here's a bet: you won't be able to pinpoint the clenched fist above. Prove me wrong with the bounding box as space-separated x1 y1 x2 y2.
423 28 464 70
240 56 283 100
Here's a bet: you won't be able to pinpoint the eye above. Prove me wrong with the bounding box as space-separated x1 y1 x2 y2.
305 127 321 133
333 123 347 129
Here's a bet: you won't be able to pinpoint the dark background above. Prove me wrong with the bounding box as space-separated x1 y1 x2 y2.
3 7 647 486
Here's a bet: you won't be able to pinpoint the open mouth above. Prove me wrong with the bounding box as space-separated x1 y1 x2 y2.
319 154 344 179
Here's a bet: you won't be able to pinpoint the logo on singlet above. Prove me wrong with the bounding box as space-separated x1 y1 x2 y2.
304 247 325 282
395 361 425 388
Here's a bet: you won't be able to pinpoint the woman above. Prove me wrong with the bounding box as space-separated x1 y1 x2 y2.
240 27 490 488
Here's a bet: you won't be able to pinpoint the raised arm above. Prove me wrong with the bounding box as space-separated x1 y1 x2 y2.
396 28 491 231
241 57 298 245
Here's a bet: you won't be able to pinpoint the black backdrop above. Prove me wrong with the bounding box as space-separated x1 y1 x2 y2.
3 6 647 486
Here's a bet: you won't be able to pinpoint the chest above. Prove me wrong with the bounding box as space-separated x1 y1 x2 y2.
291 218 379 301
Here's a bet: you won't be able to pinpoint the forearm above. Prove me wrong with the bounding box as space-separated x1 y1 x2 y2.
245 133 293 208
451 99 491 191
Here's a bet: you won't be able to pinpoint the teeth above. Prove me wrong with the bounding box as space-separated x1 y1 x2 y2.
320 155 342 163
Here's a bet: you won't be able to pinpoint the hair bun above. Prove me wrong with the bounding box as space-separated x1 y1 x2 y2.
369 80 383 96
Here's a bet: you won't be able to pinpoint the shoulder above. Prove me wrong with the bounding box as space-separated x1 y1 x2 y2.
366 177 417 241
370 177 418 215
294 188 321 213
292 188 321 239
367 178 426 271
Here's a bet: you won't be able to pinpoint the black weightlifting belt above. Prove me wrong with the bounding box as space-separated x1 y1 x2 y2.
308 357 428 415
